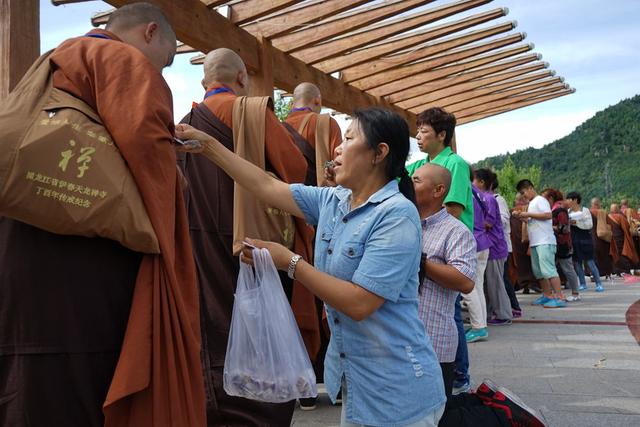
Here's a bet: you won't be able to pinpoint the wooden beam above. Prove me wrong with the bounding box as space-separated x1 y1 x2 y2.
1 0 39 100
176 42 197 54
452 84 570 118
102 0 417 132
229 0 298 25
51 0 92 4
248 37 275 97
272 0 435 53
368 43 532 98
201 0 232 7
358 33 526 93
106 0 262 70
242 0 370 39
457 89 574 125
315 7 507 74
407 69 556 111
91 9 114 27
269 41 418 130
292 0 492 65
388 53 541 104
343 22 518 84
432 78 565 112
396 59 546 108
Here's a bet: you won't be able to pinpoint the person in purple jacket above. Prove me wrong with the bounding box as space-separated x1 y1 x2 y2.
463 172 492 343
473 169 513 326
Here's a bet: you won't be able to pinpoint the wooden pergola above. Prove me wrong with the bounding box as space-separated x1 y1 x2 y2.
1 0 574 132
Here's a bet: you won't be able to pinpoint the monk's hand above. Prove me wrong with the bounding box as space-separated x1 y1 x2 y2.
175 123 217 153
240 238 295 271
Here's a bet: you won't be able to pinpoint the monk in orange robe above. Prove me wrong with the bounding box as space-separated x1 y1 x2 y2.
177 48 315 426
0 4 204 427
283 82 342 184
609 203 639 273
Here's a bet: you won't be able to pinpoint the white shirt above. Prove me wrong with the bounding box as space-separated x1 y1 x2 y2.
569 206 593 230
495 194 512 253
527 195 556 247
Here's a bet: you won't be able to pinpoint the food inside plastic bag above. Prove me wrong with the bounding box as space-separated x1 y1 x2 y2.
224 248 317 402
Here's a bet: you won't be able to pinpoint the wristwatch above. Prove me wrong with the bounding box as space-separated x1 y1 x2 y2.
287 254 303 279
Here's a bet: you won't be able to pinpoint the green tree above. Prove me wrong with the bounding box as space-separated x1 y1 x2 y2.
494 157 541 207
274 92 292 121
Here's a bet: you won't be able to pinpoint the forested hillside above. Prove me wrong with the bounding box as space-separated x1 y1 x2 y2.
477 95 640 203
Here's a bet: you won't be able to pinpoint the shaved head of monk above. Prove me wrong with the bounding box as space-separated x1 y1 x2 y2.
202 48 249 96
292 82 322 113
412 163 452 216
105 2 176 72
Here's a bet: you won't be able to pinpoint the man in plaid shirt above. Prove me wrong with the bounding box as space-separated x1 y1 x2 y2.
413 163 476 398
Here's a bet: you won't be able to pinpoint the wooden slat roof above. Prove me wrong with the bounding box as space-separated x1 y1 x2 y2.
53 0 574 130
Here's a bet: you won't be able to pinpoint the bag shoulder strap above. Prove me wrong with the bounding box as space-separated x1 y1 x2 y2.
472 188 487 215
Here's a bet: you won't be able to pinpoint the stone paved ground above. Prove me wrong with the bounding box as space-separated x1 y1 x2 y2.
291 276 640 427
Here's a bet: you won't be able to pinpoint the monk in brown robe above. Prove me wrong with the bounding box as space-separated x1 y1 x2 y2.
510 194 538 292
609 203 639 273
589 197 613 277
0 4 204 427
177 48 315 426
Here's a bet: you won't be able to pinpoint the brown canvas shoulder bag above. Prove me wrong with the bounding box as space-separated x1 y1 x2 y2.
0 51 159 253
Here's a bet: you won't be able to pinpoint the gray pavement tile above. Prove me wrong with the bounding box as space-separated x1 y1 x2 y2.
540 409 640 427
516 392 640 415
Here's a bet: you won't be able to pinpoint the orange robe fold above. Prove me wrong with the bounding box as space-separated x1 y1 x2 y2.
285 110 343 157
51 29 204 426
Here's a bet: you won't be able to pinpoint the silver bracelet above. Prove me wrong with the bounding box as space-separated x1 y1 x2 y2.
287 254 303 280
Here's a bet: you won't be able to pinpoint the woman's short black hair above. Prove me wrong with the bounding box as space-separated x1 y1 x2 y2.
416 107 456 147
352 107 415 205
473 168 495 189
566 191 582 203
516 179 534 192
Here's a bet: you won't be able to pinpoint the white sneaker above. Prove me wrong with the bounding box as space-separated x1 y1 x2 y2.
566 294 581 302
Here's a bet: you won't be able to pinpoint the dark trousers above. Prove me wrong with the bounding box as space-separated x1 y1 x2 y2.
453 295 469 385
440 362 456 399
0 352 120 427
438 393 511 427
503 254 521 311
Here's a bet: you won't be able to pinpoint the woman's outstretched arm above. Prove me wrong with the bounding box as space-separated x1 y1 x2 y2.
176 123 304 218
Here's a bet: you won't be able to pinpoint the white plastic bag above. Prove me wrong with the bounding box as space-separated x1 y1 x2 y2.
223 248 317 402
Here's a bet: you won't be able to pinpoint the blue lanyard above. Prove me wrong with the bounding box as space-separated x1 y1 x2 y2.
84 33 113 40
291 107 312 113
204 87 233 99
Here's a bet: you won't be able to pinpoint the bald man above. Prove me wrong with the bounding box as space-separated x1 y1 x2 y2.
177 48 316 426
412 164 475 397
0 3 204 427
283 82 342 187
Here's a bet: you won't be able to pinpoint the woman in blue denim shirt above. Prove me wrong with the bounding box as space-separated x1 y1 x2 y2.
177 108 446 427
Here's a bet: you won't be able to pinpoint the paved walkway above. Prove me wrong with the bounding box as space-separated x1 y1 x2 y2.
291 276 640 426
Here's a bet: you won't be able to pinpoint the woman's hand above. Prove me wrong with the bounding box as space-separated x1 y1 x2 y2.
323 163 337 187
240 238 295 271
175 124 219 153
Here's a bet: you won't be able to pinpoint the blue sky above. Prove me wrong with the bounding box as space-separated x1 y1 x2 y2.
39 0 640 162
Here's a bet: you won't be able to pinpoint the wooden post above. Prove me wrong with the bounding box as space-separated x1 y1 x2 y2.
248 37 274 98
0 0 40 100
